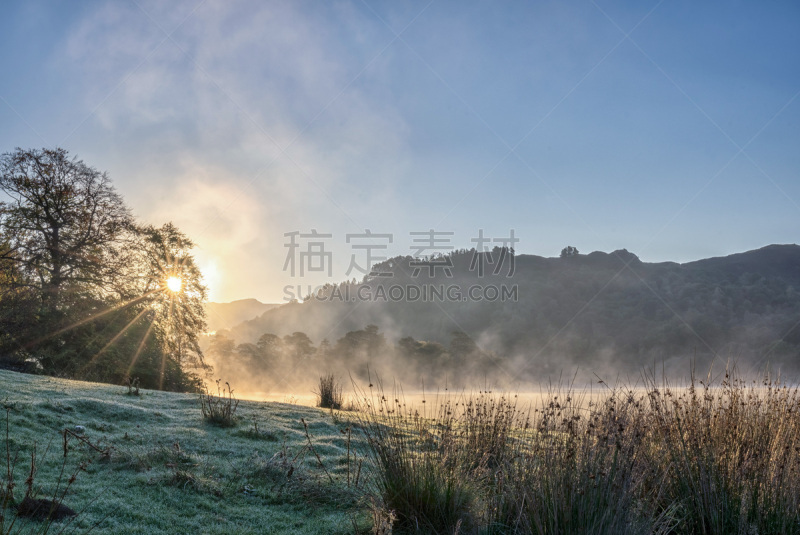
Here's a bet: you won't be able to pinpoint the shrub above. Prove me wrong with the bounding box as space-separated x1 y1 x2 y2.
355 384 484 533
489 388 653 534
199 380 239 427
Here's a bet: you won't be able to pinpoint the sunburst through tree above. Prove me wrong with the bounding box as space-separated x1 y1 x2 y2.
135 222 209 389
0 148 208 391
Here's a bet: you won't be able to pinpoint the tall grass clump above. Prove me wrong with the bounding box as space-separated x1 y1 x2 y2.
315 374 343 410
473 385 648 535
355 383 522 533
643 367 800 534
356 365 800 534
199 379 239 427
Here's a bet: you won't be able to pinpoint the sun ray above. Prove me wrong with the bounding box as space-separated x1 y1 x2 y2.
79 306 151 373
22 289 161 349
159 295 176 391
126 318 155 378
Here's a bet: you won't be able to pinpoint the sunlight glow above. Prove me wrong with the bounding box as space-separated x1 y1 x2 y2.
166 276 183 293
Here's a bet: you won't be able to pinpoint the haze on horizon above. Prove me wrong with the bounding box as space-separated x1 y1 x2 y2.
1 1 798 303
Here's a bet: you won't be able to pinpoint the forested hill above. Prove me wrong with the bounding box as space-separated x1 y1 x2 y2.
203 299 279 332
222 244 800 380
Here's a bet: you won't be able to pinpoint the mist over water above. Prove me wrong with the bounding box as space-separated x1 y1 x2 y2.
207 343 776 413
203 246 800 401
203 332 798 410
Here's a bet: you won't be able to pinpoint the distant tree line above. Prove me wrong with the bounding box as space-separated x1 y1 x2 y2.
225 244 800 381
205 325 494 390
0 147 207 391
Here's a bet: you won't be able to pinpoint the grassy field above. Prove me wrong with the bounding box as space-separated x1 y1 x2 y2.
0 370 370 534
4 368 800 534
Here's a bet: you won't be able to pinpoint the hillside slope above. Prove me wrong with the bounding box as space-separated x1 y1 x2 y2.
0 370 368 534
203 299 281 332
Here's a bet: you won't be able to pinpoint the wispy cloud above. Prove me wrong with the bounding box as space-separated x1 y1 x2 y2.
56 1 416 300
2 0 797 301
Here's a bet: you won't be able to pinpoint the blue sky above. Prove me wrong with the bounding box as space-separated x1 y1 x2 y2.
1 1 798 302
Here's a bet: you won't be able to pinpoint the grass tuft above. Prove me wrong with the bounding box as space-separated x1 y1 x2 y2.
315 374 343 410
199 379 239 427
125 377 140 397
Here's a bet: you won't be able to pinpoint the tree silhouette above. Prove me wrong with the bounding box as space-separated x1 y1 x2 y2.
0 147 132 307
0 148 207 390
560 246 579 258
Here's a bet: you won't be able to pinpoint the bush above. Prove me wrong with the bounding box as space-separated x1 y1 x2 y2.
199 380 239 427
490 389 650 534
315 375 343 410
125 377 140 396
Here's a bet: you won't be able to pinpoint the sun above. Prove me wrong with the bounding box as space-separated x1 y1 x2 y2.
166 276 183 293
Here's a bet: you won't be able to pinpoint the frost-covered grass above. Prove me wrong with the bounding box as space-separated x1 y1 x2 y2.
7 367 797 534
0 370 370 534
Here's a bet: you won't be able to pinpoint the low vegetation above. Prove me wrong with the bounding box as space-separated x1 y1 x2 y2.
199 379 240 427
1 409 87 534
357 367 800 534
315 374 343 410
0 370 370 534
3 365 800 534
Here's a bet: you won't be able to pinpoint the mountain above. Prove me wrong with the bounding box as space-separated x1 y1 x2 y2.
203 299 280 332
219 245 800 383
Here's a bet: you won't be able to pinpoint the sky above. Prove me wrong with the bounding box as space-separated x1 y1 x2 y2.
1 0 798 303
